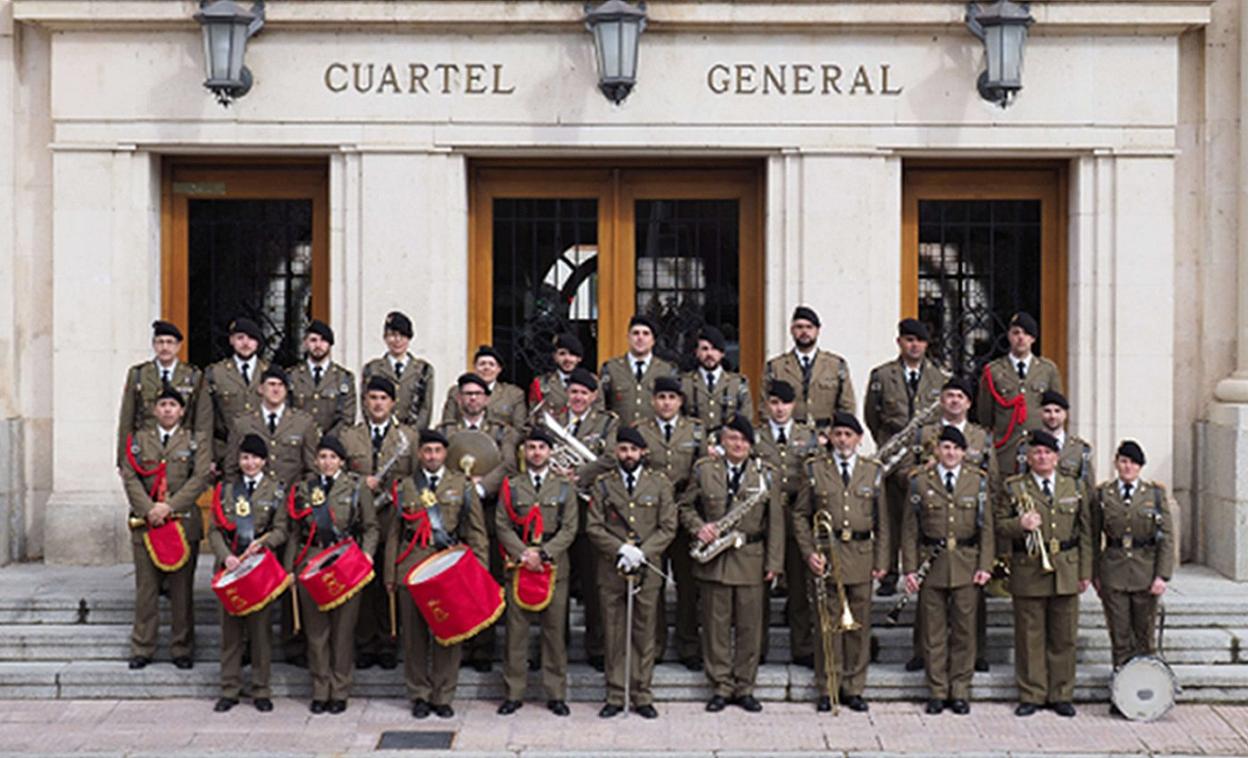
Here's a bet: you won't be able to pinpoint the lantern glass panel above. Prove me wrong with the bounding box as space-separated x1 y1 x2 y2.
618 20 639 81
595 19 622 79
226 21 249 81
999 25 1026 85
202 23 232 81
985 25 1004 84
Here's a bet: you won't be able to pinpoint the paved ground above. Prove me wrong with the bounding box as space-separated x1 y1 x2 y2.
0 698 1246 756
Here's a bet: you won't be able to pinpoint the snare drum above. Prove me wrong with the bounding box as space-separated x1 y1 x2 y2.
211 548 292 617
297 539 375 612
405 545 504 646
1112 654 1179 721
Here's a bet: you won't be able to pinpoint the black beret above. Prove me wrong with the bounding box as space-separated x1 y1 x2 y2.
1116 440 1146 466
554 333 584 357
260 366 289 387
384 310 413 338
155 387 185 407
653 376 683 396
306 319 334 345
474 345 504 365
1027 429 1060 453
616 426 647 449
831 411 863 435
697 326 727 352
767 380 796 403
938 426 968 450
898 318 930 341
457 372 491 394
317 435 347 460
365 375 396 400
526 427 556 447
1040 390 1069 410
724 413 755 445
239 433 268 459
567 367 598 391
942 376 974 398
229 317 263 342
152 320 183 341
629 313 658 335
419 429 449 447
1010 312 1039 338
791 305 821 327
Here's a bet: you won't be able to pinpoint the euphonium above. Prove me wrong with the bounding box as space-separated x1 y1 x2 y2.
539 411 598 473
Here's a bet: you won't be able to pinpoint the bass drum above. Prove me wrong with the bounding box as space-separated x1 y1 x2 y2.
1111 654 1179 722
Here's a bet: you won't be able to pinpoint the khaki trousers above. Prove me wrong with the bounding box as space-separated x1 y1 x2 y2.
568 503 603 659
600 564 662 707
355 506 398 659
399 586 463 705
920 583 978 700
503 570 570 701
700 581 765 698
300 584 361 701
784 527 813 661
220 604 274 699
656 530 701 662
131 542 197 659
813 580 872 697
1101 588 1158 668
1012 593 1079 704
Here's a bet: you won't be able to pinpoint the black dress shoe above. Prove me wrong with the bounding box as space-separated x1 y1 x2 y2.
634 704 658 719
434 704 454 718
736 695 763 713
681 657 703 672
974 658 989 672
327 699 347 714
1015 702 1038 717
377 651 398 670
599 703 623 718
497 699 523 715
705 695 727 712
792 654 814 669
309 700 327 715
904 656 925 672
949 699 970 715
128 656 151 670
1052 702 1076 717
411 699 431 719
172 656 194 670
254 698 273 712
925 699 943 715
213 697 238 713
588 655 605 672
471 660 492 673
356 653 377 670
816 696 831 713
844 695 869 712
547 700 570 717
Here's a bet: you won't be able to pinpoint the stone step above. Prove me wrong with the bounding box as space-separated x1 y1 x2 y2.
2 660 1243 703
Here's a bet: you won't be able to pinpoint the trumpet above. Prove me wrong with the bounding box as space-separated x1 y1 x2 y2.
1017 489 1055 573
811 510 860 714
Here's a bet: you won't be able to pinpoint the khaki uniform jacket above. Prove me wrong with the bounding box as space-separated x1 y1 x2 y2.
204 356 270 457
223 406 319 490
996 473 1092 597
288 361 357 438
120 426 212 545
596 355 679 426
864 358 949 444
529 372 570 416
754 420 821 498
586 467 677 569
117 360 210 465
1091 479 1175 591
1017 432 1095 494
901 465 994 588
360 354 436 430
340 419 417 494
792 455 887 585
550 406 619 486
682 370 753 432
496 473 580 569
208 476 289 566
679 457 785 586
441 381 528 431
637 416 705 496
762 349 856 426
284 472 380 572
436 418 519 498
383 471 488 585
975 355 1063 457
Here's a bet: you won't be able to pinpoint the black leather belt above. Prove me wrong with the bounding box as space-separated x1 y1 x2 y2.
1013 538 1078 553
833 529 872 542
1108 536 1156 549
922 535 979 549
745 533 766 545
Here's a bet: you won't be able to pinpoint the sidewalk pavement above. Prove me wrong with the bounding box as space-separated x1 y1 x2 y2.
0 698 1246 756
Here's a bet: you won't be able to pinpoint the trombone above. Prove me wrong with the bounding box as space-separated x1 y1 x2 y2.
811 511 861 714
1017 489 1055 573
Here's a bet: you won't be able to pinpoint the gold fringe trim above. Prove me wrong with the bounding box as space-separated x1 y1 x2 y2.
143 522 191 572
512 565 557 613
223 573 293 618
311 569 375 613
435 587 505 647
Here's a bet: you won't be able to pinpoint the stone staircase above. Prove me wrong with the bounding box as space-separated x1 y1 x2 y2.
0 562 1246 703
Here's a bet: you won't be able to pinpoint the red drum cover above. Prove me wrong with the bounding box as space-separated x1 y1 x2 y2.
143 520 191 572
212 548 292 617
405 546 504 646
512 564 556 612
297 540 375 612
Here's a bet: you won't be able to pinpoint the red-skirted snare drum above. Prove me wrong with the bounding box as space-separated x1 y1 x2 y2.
297 539 375 612
212 548 292 617
405 545 504 646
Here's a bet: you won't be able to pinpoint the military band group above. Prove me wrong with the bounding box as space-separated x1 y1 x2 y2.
117 306 1174 720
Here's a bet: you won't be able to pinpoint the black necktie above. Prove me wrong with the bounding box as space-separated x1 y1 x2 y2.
706 372 716 393
161 432 169 448
394 361 404 378
945 471 955 494
570 418 581 437
321 476 331 491
428 474 439 491
1016 360 1027 380
241 363 250 385
664 423 672 443
533 475 542 491
634 361 645 382
907 370 920 397
776 427 787 445
728 466 742 495
313 366 323 386
268 413 277 434
1123 483 1133 501
246 480 256 498
161 368 171 386
468 423 478 431
625 472 636 495
840 461 851 487
801 355 813 386
1042 479 1053 499
372 426 384 452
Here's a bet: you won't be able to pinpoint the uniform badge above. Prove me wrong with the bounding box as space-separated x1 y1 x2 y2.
235 497 251 518
310 488 326 506
340 382 350 394
420 489 438 508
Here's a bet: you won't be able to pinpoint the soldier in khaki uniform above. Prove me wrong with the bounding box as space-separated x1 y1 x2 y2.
496 429 579 717
288 320 356 438
119 388 211 670
976 312 1063 479
640 376 706 670
996 430 1092 718
440 345 528 430
762 306 856 428
117 320 209 465
586 428 678 719
1091 441 1174 693
865 319 949 597
285 436 379 715
383 429 488 719
681 415 784 713
342 376 419 670
223 366 319 488
527 333 585 414
209 434 288 713
360 311 436 430
901 427 994 715
1016 390 1095 493
682 326 753 437
204 316 270 466
597 314 679 426
755 380 821 667
792 412 887 713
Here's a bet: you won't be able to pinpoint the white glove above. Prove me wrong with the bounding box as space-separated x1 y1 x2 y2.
616 543 645 572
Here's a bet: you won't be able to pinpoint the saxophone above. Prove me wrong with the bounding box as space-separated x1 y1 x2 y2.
876 395 944 478
689 459 772 564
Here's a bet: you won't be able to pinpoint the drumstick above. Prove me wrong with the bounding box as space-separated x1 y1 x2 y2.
388 588 397 638
291 584 301 635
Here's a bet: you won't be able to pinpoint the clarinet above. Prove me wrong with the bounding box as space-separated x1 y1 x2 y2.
885 543 944 625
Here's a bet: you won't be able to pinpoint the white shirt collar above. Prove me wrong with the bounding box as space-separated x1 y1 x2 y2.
834 452 857 470
1119 478 1138 498
369 418 389 436
462 414 485 428
234 354 256 375
704 365 723 382
244 472 264 488
529 467 550 486
629 353 652 372
770 419 793 438
794 346 817 361
658 415 678 429
942 419 967 433
262 404 285 423
1051 429 1066 449
158 423 179 438
1032 472 1054 491
936 463 962 482
557 369 571 384
308 357 330 372
155 357 179 373
387 352 409 370
423 466 446 482
1012 353 1034 373
619 466 639 485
